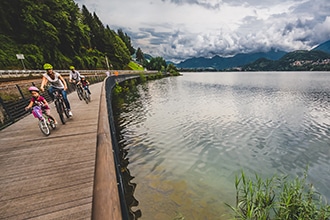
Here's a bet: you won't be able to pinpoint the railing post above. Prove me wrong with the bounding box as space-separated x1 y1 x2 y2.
16 84 25 99
0 97 14 125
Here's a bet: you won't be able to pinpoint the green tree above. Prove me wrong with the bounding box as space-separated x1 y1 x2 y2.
146 56 167 71
136 47 145 64
118 29 135 55
166 63 179 74
0 0 134 70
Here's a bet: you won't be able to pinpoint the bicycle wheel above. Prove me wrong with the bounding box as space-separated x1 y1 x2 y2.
48 117 56 129
83 90 89 104
86 91 91 102
39 119 50 136
62 101 71 118
55 99 65 124
77 87 83 100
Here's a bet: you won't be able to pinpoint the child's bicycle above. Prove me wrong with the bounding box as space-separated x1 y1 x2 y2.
53 89 71 124
30 106 56 136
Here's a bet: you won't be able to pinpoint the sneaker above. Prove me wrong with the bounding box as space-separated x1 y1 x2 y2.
54 120 58 125
68 111 73 117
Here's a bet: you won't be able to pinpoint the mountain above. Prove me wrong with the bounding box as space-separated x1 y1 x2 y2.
175 49 287 70
312 40 330 54
242 50 330 71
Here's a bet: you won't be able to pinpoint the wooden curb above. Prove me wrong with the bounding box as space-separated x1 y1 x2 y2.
92 81 122 220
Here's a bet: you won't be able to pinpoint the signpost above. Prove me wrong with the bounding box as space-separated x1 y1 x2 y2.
16 54 26 70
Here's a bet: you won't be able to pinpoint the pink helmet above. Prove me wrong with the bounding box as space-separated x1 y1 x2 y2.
28 86 39 92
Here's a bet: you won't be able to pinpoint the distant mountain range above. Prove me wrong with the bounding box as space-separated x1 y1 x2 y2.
173 40 330 70
242 49 330 71
312 40 330 53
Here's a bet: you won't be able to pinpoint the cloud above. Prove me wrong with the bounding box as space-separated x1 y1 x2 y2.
75 0 330 62
162 0 223 10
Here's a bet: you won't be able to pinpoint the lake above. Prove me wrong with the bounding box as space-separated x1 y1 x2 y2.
112 72 330 220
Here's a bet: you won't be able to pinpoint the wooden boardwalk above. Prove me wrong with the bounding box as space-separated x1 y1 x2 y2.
0 82 104 219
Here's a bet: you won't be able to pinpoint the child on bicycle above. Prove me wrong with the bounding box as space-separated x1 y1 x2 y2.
80 75 91 95
25 86 57 124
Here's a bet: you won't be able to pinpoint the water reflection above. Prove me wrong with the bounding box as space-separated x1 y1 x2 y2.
112 72 330 220
112 86 144 220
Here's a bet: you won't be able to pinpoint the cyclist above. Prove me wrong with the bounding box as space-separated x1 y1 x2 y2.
69 66 81 84
80 75 91 95
25 86 57 124
40 63 73 116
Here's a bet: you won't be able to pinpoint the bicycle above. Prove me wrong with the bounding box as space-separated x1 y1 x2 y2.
30 106 56 136
82 86 91 104
75 81 84 101
53 89 71 124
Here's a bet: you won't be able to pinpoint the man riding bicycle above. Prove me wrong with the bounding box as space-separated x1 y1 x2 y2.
40 63 73 116
69 65 84 100
69 66 81 84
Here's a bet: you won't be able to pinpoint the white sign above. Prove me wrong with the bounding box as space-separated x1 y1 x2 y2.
16 54 25 59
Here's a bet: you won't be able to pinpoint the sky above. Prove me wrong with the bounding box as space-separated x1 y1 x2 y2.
75 0 330 62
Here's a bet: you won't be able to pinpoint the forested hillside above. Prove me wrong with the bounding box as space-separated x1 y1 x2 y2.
0 0 134 70
242 50 330 71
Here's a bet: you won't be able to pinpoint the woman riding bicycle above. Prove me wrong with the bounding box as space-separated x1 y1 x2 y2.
40 63 73 116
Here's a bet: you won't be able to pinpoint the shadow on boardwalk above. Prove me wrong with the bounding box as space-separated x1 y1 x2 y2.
0 82 103 219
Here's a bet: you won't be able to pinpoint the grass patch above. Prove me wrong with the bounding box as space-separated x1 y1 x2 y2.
126 61 144 70
226 170 330 220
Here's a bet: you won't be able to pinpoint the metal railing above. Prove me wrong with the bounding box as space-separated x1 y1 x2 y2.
0 75 106 130
0 70 152 78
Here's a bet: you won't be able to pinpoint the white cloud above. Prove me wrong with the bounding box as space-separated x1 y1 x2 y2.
75 0 330 62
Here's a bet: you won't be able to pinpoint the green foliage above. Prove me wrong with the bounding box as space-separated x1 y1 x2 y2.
139 74 147 83
127 61 144 70
0 0 132 70
242 50 330 71
145 56 167 71
136 47 145 64
113 83 123 95
118 29 135 55
0 34 20 69
167 63 181 75
227 170 330 220
146 72 164 80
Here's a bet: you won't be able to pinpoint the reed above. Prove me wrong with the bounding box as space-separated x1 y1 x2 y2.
226 170 330 220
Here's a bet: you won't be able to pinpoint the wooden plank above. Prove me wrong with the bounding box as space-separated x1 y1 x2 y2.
0 82 103 219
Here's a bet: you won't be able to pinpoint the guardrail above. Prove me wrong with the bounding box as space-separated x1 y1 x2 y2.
92 78 123 220
0 70 104 77
0 70 152 77
93 74 153 220
0 75 106 130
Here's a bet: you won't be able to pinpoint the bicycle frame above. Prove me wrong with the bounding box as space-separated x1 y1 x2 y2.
75 82 84 100
52 89 70 124
31 106 44 120
31 106 55 136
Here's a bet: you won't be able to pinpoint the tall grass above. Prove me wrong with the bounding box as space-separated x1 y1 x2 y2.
227 170 330 220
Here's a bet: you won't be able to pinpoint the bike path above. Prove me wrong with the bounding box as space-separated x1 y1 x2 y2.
0 82 104 219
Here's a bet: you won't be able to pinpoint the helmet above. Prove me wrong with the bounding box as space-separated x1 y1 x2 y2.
28 86 39 92
43 63 53 70
80 75 85 79
69 66 75 70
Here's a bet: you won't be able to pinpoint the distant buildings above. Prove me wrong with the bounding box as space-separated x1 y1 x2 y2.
292 59 330 66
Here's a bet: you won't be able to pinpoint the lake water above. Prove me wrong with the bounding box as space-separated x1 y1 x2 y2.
112 72 330 220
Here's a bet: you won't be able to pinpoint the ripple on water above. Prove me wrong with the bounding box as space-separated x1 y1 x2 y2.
114 72 330 219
